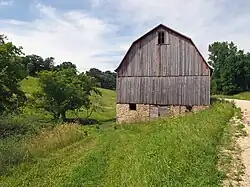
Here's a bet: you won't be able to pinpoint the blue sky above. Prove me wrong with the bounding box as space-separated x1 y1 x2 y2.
1 0 250 72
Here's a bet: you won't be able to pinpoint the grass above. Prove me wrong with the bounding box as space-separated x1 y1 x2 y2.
21 76 116 123
0 101 237 187
67 101 235 187
218 107 247 186
0 77 239 186
213 92 250 101
21 76 40 96
0 124 87 175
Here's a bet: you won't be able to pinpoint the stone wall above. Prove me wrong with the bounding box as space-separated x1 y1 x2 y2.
116 104 210 123
149 105 159 118
192 105 210 113
116 104 150 123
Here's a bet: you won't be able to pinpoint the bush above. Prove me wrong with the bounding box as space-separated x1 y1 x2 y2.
0 115 55 139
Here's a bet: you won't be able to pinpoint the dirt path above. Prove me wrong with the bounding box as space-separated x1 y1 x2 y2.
226 99 250 186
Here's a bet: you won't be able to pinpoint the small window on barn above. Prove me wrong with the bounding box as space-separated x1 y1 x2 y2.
129 104 136 110
158 31 165 44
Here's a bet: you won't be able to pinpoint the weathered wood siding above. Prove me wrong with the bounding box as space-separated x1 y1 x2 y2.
117 28 210 77
116 76 210 105
116 26 211 106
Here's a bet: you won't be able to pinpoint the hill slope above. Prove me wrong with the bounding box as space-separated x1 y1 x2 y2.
0 77 238 186
20 76 116 123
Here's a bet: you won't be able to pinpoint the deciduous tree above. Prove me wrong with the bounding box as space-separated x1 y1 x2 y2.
34 68 100 121
0 34 27 114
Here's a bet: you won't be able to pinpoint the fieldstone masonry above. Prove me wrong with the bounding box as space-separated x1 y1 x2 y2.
116 104 209 123
116 104 150 123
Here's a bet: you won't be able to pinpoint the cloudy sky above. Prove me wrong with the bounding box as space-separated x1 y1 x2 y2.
0 0 250 72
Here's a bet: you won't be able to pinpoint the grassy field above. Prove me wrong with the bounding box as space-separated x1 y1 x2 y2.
0 77 238 186
213 92 250 101
21 77 116 123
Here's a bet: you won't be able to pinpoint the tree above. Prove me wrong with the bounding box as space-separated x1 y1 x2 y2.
55 61 76 71
103 71 116 90
33 68 101 121
86 68 116 90
0 34 27 114
208 41 250 95
22 55 55 76
23 54 44 76
43 57 55 71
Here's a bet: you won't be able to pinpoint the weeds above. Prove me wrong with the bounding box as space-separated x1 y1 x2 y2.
218 106 247 187
0 124 86 175
65 102 235 187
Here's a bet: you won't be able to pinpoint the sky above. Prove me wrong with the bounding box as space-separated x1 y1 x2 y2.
1 0 250 72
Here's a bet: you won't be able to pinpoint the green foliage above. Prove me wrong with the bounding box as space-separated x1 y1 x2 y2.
20 76 40 96
0 124 86 175
86 68 116 90
55 61 77 71
0 102 236 186
33 68 101 121
68 102 234 187
22 55 55 76
0 34 27 114
213 91 250 101
0 115 42 139
209 41 250 95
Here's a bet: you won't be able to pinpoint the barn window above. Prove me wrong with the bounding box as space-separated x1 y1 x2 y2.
158 31 165 44
129 104 136 110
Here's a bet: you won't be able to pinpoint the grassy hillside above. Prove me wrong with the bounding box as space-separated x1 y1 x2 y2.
20 76 116 123
213 92 250 101
0 77 238 186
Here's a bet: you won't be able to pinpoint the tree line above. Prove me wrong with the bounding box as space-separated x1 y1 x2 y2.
20 55 116 90
1 32 250 121
208 41 250 95
0 34 115 121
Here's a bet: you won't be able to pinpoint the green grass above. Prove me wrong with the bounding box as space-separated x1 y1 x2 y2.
21 76 40 96
21 76 116 123
0 77 238 186
0 101 236 187
213 92 250 101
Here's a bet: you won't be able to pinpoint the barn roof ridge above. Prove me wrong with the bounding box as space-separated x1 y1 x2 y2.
115 23 213 72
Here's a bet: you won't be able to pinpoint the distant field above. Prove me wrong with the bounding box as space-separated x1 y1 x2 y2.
0 77 237 186
213 92 250 101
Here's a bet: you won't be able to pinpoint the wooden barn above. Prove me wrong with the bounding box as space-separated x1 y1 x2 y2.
115 24 213 123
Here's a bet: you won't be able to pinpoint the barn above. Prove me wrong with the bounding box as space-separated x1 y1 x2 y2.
115 24 213 123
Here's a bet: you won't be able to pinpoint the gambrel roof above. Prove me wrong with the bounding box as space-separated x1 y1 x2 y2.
115 24 213 72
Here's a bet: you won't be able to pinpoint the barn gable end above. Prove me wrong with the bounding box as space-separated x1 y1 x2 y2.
115 24 212 123
116 24 212 76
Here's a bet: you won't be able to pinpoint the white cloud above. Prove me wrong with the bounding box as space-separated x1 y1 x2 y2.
107 0 250 59
1 3 122 72
1 0 250 72
0 0 12 6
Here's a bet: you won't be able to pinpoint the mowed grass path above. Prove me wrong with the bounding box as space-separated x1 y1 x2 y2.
1 101 235 187
213 92 250 101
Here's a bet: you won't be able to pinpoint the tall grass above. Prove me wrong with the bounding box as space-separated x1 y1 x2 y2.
0 124 86 175
0 100 236 187
67 101 235 187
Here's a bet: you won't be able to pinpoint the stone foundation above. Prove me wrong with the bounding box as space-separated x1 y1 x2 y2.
116 104 210 123
192 105 210 113
116 104 150 123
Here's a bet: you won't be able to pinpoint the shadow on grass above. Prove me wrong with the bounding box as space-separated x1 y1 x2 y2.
99 118 116 124
65 118 116 126
210 97 220 104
